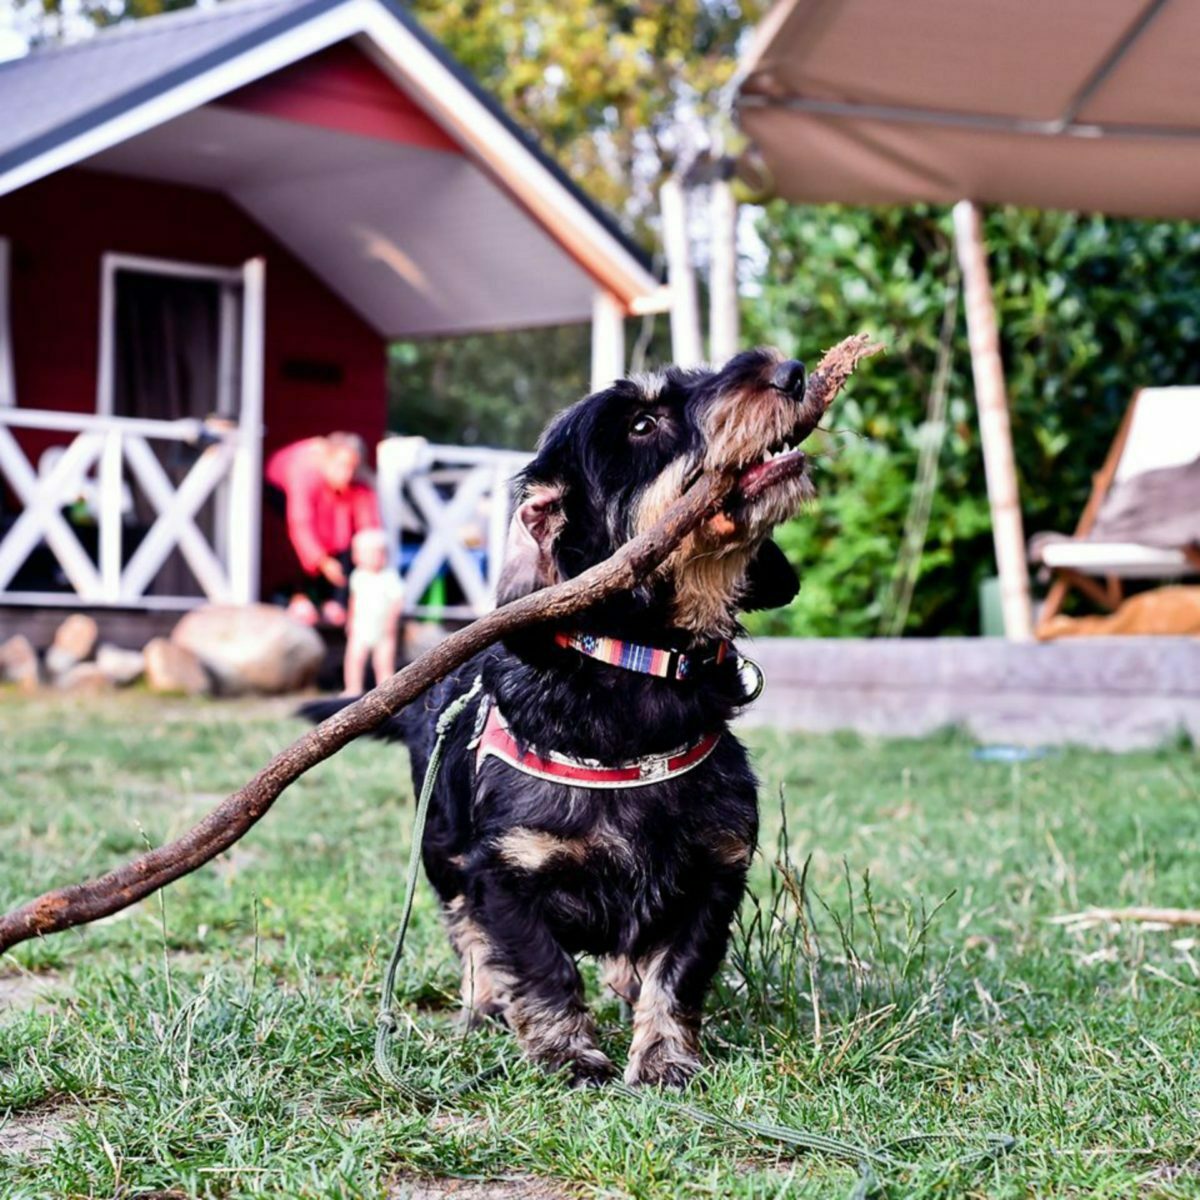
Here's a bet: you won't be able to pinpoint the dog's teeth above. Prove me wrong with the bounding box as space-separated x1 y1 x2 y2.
760 442 798 464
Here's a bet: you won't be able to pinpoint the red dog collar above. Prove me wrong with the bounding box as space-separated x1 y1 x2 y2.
554 631 729 682
474 701 720 789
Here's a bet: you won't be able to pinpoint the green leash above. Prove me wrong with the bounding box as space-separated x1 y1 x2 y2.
371 679 1005 1174
374 676 484 1100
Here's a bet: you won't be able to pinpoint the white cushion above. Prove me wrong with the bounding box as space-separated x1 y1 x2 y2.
1039 539 1197 578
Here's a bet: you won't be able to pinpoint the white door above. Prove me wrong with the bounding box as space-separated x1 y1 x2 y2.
90 253 267 605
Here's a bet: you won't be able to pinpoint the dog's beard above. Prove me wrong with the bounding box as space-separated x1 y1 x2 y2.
629 372 815 638
631 469 812 639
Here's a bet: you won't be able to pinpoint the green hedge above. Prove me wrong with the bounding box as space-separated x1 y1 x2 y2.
743 204 1200 637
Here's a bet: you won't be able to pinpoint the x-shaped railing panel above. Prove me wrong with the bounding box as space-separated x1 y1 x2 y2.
0 420 238 605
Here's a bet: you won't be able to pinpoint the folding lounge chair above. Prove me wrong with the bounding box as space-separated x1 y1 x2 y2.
1032 387 1200 636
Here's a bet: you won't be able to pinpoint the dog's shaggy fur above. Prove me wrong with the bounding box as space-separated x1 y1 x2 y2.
305 349 816 1087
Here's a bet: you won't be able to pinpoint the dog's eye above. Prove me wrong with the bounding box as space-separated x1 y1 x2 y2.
630 414 659 438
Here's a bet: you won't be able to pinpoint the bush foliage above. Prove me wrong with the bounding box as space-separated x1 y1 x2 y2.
743 204 1200 637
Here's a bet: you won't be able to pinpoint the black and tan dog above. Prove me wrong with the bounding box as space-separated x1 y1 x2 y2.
305 349 814 1088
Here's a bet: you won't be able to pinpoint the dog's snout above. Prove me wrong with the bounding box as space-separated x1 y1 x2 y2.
770 359 806 398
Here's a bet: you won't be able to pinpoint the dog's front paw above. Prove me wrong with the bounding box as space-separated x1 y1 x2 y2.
624 1040 701 1090
565 1050 617 1089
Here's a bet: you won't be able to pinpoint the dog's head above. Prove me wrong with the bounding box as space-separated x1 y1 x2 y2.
498 348 816 640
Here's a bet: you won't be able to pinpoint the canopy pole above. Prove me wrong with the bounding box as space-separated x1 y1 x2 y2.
952 200 1034 642
709 174 740 362
660 175 704 367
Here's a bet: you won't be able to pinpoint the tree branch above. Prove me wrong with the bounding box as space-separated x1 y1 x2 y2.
0 335 882 955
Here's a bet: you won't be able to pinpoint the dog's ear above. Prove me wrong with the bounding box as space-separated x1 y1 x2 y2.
497 483 566 605
741 539 799 611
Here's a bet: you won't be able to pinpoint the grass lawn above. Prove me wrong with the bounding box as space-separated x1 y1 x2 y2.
1 690 1198 1199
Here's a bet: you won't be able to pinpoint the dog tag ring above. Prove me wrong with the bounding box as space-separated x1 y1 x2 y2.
738 654 765 703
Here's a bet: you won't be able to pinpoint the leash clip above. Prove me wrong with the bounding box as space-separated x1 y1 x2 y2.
737 654 765 703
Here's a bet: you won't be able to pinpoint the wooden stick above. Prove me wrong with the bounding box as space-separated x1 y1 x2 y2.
1049 907 1200 929
0 335 881 955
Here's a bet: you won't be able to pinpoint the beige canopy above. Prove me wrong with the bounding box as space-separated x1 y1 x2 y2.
733 0 1200 641
736 0 1200 219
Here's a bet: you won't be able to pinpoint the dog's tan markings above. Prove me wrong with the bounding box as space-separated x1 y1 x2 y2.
671 542 758 637
707 829 753 868
632 459 745 635
631 459 690 539
601 955 641 1006
698 347 791 473
506 993 614 1082
629 371 816 635
496 828 587 871
632 351 820 634
444 899 511 1022
497 823 635 871
625 950 702 1088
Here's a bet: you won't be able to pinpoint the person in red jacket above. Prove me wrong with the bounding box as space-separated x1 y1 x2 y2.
265 432 382 627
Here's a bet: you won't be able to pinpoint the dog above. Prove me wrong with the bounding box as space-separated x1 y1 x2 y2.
303 349 814 1088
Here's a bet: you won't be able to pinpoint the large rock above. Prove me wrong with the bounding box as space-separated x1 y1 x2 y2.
170 603 323 695
45 613 98 678
95 644 145 687
0 635 39 692
144 637 210 696
57 662 115 694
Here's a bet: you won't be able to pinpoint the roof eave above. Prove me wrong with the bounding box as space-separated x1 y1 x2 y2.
0 0 659 309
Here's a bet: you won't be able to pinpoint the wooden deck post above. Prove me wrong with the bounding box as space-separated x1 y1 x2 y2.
229 257 266 606
709 174 740 363
590 290 626 391
660 175 704 367
952 200 1034 642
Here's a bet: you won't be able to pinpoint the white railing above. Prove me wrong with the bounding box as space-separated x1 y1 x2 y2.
0 409 254 610
377 437 530 620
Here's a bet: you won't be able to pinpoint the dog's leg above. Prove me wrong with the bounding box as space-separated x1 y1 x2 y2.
474 886 614 1086
626 869 746 1089
444 897 509 1027
601 955 641 1023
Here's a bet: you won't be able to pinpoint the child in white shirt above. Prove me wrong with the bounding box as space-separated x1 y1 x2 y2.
343 528 405 694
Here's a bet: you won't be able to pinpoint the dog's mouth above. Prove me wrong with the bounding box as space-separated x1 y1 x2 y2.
734 439 809 503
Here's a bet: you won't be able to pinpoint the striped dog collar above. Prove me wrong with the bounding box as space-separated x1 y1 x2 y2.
474 701 721 789
553 631 730 682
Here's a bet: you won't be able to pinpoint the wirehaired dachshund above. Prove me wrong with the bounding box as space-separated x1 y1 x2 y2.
304 350 813 1087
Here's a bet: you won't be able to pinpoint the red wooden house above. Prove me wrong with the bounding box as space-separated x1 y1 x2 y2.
0 0 660 622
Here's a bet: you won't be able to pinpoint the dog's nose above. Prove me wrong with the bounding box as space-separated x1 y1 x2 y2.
770 359 806 398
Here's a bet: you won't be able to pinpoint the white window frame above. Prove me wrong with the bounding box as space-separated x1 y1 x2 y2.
96 251 245 418
0 237 14 408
